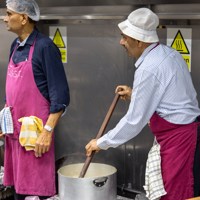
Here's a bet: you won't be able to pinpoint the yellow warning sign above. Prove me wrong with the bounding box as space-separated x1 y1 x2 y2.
182 55 191 71
171 30 189 54
53 28 66 48
59 49 67 63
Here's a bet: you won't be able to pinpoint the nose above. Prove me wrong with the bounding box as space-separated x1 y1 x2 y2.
3 15 8 22
120 37 125 46
119 38 124 45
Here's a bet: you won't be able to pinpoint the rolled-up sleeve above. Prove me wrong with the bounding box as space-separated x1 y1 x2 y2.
97 69 164 150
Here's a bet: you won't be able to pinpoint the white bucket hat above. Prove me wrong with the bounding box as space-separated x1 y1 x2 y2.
118 8 159 43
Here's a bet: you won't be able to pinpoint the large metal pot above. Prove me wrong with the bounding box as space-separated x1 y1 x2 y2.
58 163 117 200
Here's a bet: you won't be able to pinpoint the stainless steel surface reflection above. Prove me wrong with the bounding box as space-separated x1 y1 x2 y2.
117 196 132 200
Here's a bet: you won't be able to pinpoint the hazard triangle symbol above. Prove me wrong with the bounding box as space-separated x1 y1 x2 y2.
171 30 189 54
53 28 65 48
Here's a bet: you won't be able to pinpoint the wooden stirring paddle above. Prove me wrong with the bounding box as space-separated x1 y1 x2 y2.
79 93 120 178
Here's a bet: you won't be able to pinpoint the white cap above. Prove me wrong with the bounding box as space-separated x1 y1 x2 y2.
118 8 159 43
6 0 40 22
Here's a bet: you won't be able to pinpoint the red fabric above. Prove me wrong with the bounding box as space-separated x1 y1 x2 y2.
4 40 56 196
150 113 198 200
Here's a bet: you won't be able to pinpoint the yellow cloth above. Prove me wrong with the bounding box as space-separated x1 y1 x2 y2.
18 116 43 151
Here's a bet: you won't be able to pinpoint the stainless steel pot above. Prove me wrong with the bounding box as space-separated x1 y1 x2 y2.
58 163 117 200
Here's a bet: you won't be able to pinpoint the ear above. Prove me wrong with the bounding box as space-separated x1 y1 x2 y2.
137 40 143 48
21 14 29 25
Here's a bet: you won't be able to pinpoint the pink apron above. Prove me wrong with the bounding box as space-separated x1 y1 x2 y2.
150 112 199 200
4 39 56 196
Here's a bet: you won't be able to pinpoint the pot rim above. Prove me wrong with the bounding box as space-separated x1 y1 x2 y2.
58 162 117 179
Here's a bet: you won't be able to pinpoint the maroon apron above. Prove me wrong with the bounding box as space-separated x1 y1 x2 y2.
150 112 199 200
4 40 56 196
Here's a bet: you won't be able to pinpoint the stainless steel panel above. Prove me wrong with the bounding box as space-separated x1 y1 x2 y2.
37 18 154 193
0 20 15 109
153 4 200 19
29 0 200 7
37 0 143 7
1 4 200 20
39 6 135 20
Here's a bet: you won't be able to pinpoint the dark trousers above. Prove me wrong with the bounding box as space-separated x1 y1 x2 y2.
14 192 50 200
193 122 200 197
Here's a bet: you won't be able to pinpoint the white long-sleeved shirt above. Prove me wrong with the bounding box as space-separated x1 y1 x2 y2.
97 43 200 150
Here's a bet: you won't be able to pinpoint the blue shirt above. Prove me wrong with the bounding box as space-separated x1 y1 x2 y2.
9 28 70 113
97 43 200 150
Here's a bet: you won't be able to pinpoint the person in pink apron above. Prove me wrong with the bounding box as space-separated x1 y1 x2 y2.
1 0 70 199
85 8 200 200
